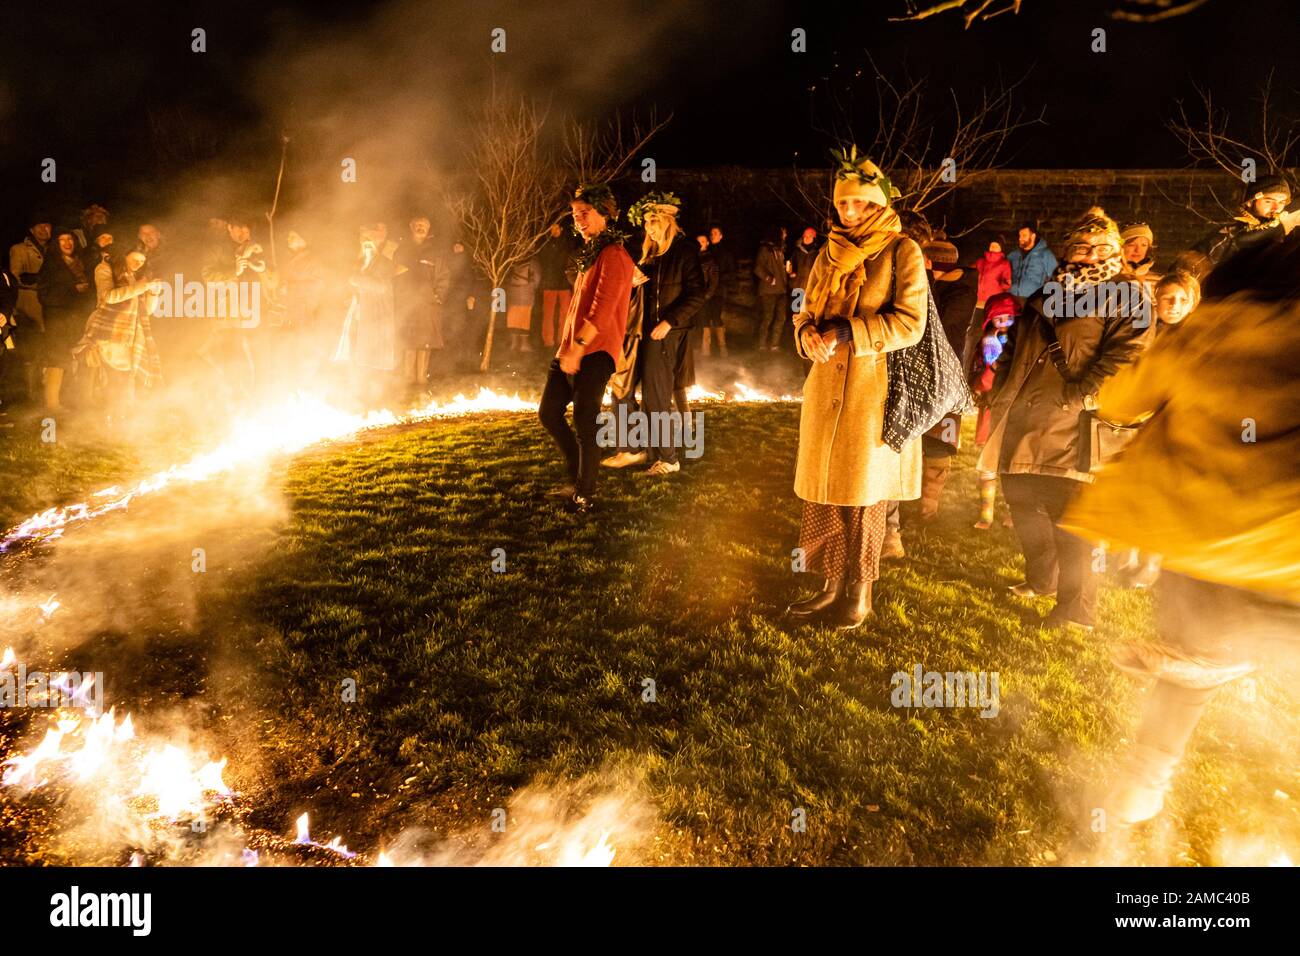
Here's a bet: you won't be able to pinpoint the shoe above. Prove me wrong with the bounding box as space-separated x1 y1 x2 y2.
562 493 596 514
1111 641 1254 689
600 450 648 468
545 484 576 499
1043 607 1094 633
821 581 873 630
1008 581 1055 599
786 577 842 619
973 518 993 531
880 529 905 560
643 459 680 476
1106 745 1178 826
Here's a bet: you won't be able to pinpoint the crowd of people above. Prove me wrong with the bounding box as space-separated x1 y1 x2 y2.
537 159 1299 831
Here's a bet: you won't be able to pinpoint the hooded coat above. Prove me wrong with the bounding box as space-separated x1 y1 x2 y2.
977 277 1153 483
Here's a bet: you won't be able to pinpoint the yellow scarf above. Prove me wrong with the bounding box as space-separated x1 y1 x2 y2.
806 205 902 319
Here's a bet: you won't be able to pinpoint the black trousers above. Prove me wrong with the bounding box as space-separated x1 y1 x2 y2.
639 330 681 465
539 351 615 499
755 295 785 349
1000 472 1097 626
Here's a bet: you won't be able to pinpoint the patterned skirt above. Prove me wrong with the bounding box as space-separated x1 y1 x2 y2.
798 500 889 584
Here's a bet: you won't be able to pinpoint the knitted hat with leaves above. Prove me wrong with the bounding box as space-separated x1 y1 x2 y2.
830 145 899 208
628 190 683 226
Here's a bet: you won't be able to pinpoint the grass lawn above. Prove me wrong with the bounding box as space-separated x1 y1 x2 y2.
232 402 1300 866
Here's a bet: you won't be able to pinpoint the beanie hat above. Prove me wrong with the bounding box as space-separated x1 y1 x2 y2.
985 292 1019 323
1243 173 1291 205
27 210 52 228
572 183 619 221
830 145 898 208
1120 222 1154 245
922 237 959 265
89 224 114 244
1065 206 1121 249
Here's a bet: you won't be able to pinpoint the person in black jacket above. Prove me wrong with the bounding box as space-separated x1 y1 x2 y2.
1178 173 1297 283
36 227 94 411
917 234 979 519
605 192 707 476
752 225 789 350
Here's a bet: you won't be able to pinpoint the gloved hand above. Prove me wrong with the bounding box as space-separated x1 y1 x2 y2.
981 334 1003 366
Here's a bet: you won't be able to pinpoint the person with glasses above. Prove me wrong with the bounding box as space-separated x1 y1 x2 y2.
977 207 1154 633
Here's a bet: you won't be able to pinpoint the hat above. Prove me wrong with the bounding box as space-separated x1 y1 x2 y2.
1243 172 1292 204
27 210 51 228
572 183 619 220
1064 206 1121 249
1120 222 1154 245
89 224 114 243
628 190 683 226
830 145 898 208
922 230 959 265
985 292 1019 322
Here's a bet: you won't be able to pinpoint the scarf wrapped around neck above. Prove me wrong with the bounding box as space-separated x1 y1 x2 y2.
1052 254 1123 289
805 205 902 319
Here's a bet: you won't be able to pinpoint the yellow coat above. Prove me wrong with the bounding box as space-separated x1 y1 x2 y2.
1061 295 1300 603
793 234 929 507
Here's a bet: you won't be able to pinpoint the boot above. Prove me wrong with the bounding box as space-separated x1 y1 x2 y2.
919 457 951 520
786 577 842 619
42 367 64 411
974 477 997 530
822 580 873 630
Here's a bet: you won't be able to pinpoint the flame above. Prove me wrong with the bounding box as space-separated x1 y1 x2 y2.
1271 851 1295 867
137 747 231 821
375 851 395 867
0 389 537 553
1 709 229 824
293 811 357 859
0 648 14 669
37 595 60 619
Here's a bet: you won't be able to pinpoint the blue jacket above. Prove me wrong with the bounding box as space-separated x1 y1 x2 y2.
1007 241 1058 298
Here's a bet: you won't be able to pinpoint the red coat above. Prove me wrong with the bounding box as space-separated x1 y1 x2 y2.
974 251 1011 305
557 240 633 364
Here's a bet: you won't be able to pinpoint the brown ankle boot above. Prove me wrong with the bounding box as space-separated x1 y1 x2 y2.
787 577 842 619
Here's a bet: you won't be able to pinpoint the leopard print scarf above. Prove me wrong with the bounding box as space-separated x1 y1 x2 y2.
1052 254 1124 289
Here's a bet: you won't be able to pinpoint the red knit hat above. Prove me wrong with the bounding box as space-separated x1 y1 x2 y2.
985 292 1019 322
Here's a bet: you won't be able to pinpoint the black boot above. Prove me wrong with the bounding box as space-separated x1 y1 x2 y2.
822 580 873 630
787 577 842 619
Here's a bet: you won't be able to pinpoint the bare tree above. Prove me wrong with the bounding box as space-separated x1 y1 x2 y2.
889 0 1212 28
448 88 670 371
1165 70 1300 218
446 87 559 371
790 57 1043 233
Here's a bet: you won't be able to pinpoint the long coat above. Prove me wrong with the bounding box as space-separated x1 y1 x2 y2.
793 234 929 507
978 279 1153 484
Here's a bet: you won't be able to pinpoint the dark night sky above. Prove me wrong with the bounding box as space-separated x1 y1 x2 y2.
0 0 1296 235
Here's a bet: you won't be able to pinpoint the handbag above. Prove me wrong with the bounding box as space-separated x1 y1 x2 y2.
882 242 974 453
1039 317 1139 473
